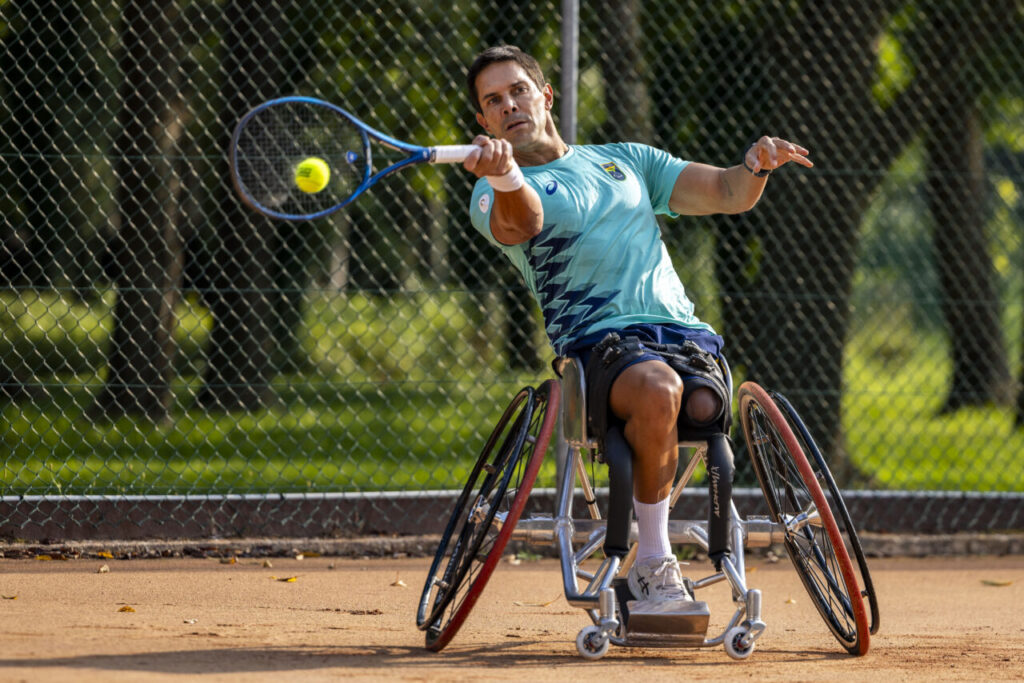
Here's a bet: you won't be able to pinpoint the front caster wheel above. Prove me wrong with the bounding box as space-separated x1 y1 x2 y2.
724 626 755 660
576 625 610 660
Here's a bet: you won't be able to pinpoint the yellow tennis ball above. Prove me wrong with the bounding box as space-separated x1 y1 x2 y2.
294 157 330 193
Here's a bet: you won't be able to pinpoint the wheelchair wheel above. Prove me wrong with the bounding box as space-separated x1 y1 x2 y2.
416 380 559 651
771 390 880 637
738 382 870 655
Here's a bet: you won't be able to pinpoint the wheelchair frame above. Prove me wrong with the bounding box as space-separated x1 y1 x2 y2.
417 357 879 660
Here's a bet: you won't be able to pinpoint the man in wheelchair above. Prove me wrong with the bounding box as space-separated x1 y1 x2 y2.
462 45 812 610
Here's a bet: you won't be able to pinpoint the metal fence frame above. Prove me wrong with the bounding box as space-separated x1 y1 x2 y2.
2 1 1023 541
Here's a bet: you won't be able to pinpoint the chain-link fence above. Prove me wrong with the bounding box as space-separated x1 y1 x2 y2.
2 0 1023 540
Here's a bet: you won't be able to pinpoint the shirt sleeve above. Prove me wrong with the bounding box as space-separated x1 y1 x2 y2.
623 143 690 216
469 178 507 249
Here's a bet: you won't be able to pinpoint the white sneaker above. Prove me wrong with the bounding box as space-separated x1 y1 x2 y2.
627 555 692 602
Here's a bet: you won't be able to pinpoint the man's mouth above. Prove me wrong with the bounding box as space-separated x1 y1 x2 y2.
505 119 529 132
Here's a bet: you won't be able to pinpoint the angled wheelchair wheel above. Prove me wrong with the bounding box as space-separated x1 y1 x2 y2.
771 390 880 637
738 382 870 656
416 380 559 651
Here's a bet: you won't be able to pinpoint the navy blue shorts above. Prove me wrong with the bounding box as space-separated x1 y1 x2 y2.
566 323 725 377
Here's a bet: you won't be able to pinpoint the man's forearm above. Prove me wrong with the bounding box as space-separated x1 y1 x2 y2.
719 164 769 214
490 184 544 245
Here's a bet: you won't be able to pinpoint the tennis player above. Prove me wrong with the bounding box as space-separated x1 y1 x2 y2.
463 45 811 605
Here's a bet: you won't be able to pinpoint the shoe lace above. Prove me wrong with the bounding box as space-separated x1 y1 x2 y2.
650 558 687 597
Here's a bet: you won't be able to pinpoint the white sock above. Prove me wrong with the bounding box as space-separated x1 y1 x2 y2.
633 496 672 562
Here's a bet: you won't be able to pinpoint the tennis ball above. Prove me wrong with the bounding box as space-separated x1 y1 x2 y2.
294 157 330 193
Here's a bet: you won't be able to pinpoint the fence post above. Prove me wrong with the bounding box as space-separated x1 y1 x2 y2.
560 0 579 144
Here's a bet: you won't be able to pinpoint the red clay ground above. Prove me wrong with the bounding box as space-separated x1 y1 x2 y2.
1 554 1022 681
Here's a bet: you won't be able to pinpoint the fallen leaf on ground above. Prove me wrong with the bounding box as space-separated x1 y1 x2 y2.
2 595 17 600
981 579 1013 587
390 573 407 588
97 565 110 574
270 576 298 582
219 557 237 565
118 606 136 613
183 618 197 624
785 598 797 604
262 559 273 568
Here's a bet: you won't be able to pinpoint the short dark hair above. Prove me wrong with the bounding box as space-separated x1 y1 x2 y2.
467 45 548 114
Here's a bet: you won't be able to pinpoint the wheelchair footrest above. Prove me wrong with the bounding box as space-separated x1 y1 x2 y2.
614 580 710 647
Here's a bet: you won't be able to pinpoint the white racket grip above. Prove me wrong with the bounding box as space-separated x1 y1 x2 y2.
429 144 479 164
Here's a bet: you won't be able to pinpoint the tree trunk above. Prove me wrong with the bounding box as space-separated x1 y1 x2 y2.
195 2 287 410
91 0 186 421
0 0 80 289
593 0 653 144
925 49 1011 413
708 1 898 462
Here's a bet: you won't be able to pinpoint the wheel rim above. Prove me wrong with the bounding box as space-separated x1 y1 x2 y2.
420 381 559 650
416 387 533 630
739 382 869 654
772 391 881 636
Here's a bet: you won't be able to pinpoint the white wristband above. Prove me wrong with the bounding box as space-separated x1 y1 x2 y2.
486 164 524 193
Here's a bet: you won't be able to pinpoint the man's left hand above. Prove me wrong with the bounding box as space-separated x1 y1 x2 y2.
746 136 813 174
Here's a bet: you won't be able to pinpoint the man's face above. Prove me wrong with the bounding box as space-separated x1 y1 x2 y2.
474 61 552 149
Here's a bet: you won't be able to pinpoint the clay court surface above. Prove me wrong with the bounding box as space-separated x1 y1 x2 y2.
0 553 1022 681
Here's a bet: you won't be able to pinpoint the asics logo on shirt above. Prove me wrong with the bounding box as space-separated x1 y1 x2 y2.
545 180 558 195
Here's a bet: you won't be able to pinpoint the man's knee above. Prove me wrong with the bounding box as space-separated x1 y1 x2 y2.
611 362 683 424
685 386 722 425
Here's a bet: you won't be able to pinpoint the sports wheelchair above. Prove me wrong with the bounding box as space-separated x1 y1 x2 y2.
416 356 879 660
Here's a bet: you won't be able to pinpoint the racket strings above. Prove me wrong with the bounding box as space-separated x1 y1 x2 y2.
234 101 369 215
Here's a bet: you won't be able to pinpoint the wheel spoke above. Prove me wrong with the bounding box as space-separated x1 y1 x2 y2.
417 381 559 651
739 382 870 655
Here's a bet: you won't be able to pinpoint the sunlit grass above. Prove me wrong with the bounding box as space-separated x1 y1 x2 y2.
843 324 1024 492
3 292 1022 496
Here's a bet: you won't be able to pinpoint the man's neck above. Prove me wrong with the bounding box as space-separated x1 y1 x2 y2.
514 139 569 167
511 119 570 167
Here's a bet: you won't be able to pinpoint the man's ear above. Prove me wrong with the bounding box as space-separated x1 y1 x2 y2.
476 111 491 133
543 83 554 110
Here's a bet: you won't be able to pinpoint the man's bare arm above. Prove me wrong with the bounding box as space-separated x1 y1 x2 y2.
668 136 812 216
464 135 543 245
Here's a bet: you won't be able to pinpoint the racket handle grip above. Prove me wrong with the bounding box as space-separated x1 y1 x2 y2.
429 145 479 164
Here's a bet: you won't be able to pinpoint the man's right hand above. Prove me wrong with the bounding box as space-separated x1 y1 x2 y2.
463 135 543 246
463 135 516 178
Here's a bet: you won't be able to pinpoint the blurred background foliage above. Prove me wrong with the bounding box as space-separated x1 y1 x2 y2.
0 0 1022 500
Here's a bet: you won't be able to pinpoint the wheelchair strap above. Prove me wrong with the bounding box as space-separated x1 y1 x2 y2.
584 332 731 452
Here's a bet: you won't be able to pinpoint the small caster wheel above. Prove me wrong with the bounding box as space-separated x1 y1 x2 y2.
724 625 755 660
576 625 610 660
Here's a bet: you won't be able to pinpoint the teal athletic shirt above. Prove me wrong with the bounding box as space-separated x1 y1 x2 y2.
469 142 717 356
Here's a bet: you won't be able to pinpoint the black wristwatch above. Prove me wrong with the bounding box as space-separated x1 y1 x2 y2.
743 145 771 177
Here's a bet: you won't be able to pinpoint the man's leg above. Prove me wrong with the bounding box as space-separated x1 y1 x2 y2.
610 361 692 602
610 361 725 602
609 360 682 505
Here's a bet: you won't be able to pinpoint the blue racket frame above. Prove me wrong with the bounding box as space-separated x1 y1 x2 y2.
230 96 436 221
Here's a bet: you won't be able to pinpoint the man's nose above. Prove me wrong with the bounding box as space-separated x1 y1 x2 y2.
500 96 518 114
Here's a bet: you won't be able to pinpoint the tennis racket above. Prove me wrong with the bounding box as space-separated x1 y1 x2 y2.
230 96 478 221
